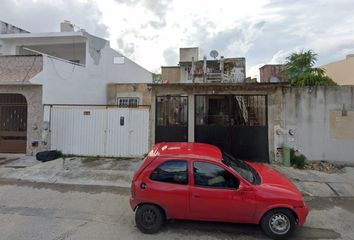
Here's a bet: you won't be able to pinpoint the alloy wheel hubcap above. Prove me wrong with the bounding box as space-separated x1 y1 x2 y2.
269 213 290 235
142 209 157 225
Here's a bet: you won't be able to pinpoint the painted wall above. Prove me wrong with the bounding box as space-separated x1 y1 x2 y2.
321 55 354 85
0 33 152 105
281 86 354 163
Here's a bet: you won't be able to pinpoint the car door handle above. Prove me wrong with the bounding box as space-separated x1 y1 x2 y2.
192 193 200 198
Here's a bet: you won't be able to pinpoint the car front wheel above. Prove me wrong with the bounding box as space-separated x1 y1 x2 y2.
135 204 164 234
261 209 296 239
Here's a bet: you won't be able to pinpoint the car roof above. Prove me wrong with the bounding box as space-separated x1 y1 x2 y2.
149 142 222 161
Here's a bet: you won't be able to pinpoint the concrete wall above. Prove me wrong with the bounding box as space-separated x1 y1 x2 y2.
107 83 152 106
0 55 43 82
322 55 354 85
259 64 287 83
0 21 29 34
0 84 43 155
281 86 354 163
19 43 86 65
161 67 180 83
180 47 198 62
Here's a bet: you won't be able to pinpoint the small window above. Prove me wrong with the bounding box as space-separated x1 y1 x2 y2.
150 160 188 185
193 162 239 189
117 97 139 107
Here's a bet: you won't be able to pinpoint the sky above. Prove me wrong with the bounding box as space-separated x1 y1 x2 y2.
1 0 354 79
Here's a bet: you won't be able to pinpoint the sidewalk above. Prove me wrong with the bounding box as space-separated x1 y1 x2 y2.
0 155 142 188
1 154 354 198
273 164 354 198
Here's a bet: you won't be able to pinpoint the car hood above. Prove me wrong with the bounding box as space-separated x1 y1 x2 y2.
247 162 302 199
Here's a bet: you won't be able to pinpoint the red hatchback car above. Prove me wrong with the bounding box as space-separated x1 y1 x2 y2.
130 142 309 239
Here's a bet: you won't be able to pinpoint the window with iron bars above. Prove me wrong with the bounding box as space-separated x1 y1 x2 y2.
117 97 139 107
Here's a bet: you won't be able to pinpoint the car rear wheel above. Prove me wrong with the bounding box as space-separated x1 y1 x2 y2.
135 204 164 234
261 209 296 239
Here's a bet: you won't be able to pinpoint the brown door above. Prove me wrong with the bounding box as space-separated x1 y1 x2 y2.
0 94 27 153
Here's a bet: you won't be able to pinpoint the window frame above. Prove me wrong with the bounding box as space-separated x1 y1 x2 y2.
192 160 240 190
117 97 139 107
149 159 189 185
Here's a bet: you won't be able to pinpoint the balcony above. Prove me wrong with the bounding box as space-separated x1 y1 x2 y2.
0 55 43 83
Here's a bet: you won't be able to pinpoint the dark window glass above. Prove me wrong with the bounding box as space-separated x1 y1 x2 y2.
195 95 267 126
156 96 188 126
150 160 188 185
193 162 239 189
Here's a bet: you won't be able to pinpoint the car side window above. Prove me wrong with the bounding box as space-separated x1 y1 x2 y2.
193 161 239 189
150 160 188 185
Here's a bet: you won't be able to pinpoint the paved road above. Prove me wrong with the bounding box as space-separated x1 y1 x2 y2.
0 180 353 240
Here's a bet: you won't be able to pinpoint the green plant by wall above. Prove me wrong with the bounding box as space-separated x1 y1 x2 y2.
283 50 337 87
290 148 307 169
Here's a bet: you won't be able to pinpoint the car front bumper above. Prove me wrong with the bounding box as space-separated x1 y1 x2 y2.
294 204 309 226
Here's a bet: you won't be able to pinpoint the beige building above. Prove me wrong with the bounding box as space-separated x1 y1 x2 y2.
321 54 354 85
259 64 288 83
161 47 246 84
161 66 180 83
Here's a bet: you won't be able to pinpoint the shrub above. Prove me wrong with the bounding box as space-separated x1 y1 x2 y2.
290 148 307 169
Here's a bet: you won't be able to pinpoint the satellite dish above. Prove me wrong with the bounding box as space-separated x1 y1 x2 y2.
210 50 219 59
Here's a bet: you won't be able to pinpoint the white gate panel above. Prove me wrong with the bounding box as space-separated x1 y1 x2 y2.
105 108 149 156
105 108 130 156
51 106 106 156
128 108 149 155
50 106 149 157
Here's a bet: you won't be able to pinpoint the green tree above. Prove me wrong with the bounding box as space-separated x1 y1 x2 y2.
283 50 337 86
152 73 162 83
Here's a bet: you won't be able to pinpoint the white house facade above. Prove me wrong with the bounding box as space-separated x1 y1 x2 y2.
0 21 152 156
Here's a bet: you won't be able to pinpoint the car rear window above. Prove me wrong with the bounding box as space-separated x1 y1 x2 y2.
150 160 188 185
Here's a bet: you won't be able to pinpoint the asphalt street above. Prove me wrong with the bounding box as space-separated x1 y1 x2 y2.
0 180 353 240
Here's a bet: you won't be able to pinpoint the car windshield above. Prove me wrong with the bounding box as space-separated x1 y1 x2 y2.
222 153 260 185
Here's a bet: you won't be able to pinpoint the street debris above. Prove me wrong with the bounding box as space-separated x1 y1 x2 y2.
304 161 344 174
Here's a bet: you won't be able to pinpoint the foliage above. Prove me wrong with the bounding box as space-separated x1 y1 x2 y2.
152 73 162 83
290 74 337 87
283 50 337 87
290 148 307 169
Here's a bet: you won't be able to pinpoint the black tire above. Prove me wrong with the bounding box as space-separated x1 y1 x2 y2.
135 204 164 234
260 209 296 240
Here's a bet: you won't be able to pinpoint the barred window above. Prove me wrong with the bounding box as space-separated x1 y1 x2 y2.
117 97 139 107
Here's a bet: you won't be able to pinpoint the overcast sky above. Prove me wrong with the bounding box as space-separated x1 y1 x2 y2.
1 0 354 78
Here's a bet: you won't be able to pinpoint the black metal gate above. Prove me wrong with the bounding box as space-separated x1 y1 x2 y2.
195 95 268 162
0 94 27 153
155 96 188 143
